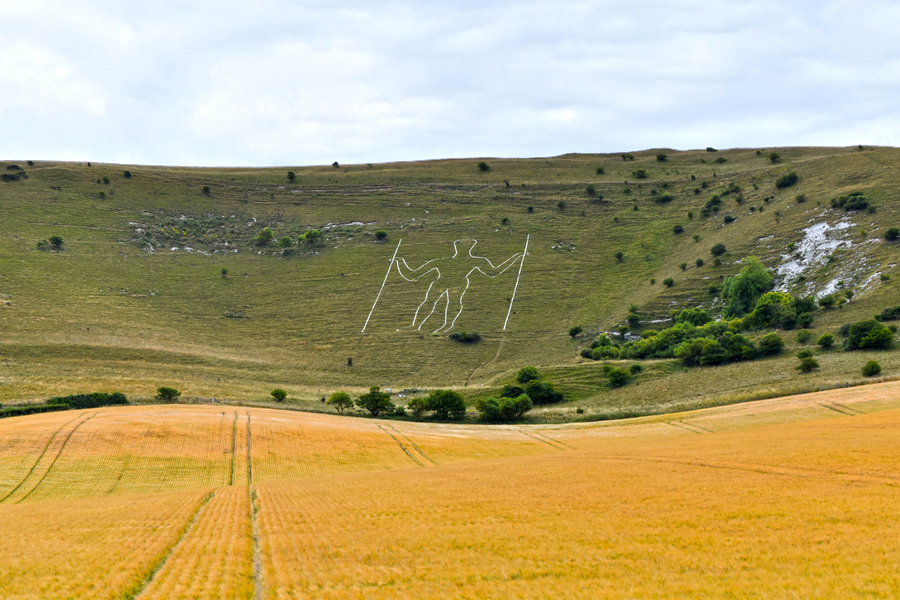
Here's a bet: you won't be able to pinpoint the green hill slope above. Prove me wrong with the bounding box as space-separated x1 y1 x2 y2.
1 147 898 416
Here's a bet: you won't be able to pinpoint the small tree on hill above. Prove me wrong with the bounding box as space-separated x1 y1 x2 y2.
287 171 296 183
516 366 540 384
270 388 287 402
254 227 274 247
885 228 899 241
49 235 64 250
407 397 428 420
375 230 389 242
477 162 490 172
356 386 394 417
156 387 181 402
425 389 467 420
327 391 353 415
568 326 583 338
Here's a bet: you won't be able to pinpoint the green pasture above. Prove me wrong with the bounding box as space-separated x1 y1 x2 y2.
0 147 898 417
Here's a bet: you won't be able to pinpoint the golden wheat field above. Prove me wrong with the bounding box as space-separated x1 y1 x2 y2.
2 382 900 599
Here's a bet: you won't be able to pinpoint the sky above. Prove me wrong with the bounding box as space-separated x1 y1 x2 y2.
2 0 899 167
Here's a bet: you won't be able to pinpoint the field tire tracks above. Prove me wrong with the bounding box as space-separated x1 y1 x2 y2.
14 413 96 504
521 431 568 451
668 420 712 434
126 490 217 600
377 425 425 466
250 486 263 600
0 413 84 504
384 425 437 465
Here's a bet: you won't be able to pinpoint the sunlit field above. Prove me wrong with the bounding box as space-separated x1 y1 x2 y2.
2 381 900 598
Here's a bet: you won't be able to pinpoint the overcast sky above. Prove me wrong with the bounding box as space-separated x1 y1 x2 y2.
2 1 898 167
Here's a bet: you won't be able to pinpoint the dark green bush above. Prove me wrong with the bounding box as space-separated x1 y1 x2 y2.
608 367 630 387
663 278 674 288
476 394 532 422
49 392 128 409
270 388 287 402
796 357 819 372
656 154 667 162
710 243 726 256
673 225 684 234
155 387 181 402
524 380 563 404
844 319 893 350
0 404 71 419
632 169 647 179
875 306 900 321
449 331 481 344
424 389 467 420
862 361 882 377
356 386 395 417
374 230 389 242
516 366 540 384
758 333 784 355
477 162 490 171
831 192 869 211
817 333 835 349
775 172 798 188
568 326 583 338
885 228 899 241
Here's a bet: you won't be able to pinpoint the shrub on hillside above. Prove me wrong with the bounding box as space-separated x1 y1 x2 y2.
524 380 563 404
775 172 798 189
270 388 287 402
48 392 128 409
758 332 784 355
516 366 540 384
374 230 389 242
607 367 630 387
673 225 684 234
875 306 900 321
844 319 894 350
475 394 532 422
710 243 726 256
885 228 899 241
632 169 647 179
155 387 181 402
568 326 583 338
817 333 835 349
449 331 481 344
796 357 819 373
862 361 882 377
831 192 869 211
477 162 490 171
253 227 274 247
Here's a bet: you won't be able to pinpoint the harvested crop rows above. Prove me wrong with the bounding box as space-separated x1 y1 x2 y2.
2 382 900 598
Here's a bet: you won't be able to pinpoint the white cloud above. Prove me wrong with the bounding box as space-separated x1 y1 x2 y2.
0 0 898 165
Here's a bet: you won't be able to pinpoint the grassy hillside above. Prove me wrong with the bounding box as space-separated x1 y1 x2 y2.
2 385 900 598
1 147 898 414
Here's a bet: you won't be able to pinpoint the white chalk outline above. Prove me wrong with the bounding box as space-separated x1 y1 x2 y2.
362 237 529 333
361 239 402 333
503 234 529 330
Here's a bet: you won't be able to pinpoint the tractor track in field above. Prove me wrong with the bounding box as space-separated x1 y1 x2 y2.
128 490 217 600
11 413 96 504
383 424 437 465
0 413 84 504
599 455 900 487
378 425 426 466
521 430 569 450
